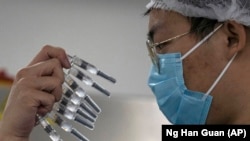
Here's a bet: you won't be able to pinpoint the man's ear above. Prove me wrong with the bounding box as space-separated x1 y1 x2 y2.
222 21 246 58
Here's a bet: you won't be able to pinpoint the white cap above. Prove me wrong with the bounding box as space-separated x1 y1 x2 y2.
146 0 250 26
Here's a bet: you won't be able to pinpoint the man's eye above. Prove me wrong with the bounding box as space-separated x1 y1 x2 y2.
155 43 167 50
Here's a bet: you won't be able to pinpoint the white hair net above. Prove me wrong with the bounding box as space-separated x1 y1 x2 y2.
146 0 250 26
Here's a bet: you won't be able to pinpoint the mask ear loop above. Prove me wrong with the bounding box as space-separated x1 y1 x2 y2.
181 24 224 60
202 53 237 100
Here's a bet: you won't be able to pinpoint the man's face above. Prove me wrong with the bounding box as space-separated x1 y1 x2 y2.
147 9 218 93
147 9 232 123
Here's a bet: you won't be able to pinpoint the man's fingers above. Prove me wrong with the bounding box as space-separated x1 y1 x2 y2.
16 58 64 84
17 76 63 102
14 58 65 103
16 87 57 116
33 76 63 102
28 45 71 69
34 90 58 116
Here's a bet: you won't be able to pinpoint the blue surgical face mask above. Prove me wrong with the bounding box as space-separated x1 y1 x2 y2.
147 24 237 124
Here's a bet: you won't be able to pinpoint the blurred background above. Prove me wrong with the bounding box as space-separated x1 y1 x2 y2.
0 0 171 141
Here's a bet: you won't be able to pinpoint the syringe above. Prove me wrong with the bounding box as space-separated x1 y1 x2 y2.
66 67 110 97
63 80 101 115
60 96 96 123
39 54 116 141
67 55 116 83
48 112 89 141
54 104 95 130
37 114 63 141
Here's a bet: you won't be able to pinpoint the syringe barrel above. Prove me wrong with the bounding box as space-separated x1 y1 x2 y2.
37 115 63 141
